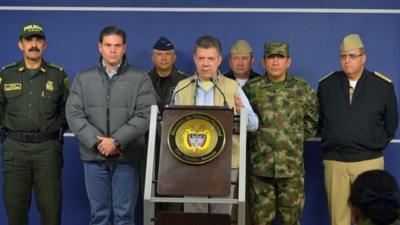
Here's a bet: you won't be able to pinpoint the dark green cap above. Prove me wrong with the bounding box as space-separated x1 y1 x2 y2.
20 23 45 39
264 42 289 57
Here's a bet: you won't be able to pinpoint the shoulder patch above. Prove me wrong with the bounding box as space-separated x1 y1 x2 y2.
48 63 64 72
2 62 17 71
373 71 392 83
64 77 71 91
319 72 334 82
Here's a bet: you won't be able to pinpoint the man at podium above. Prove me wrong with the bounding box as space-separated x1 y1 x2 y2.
172 35 258 215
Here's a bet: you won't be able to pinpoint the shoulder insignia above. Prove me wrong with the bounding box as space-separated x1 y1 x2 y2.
373 71 392 83
319 72 334 82
177 70 188 77
2 62 17 71
40 67 46 73
64 77 71 91
48 63 64 72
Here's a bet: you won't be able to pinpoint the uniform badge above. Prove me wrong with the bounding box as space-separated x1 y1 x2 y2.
46 81 54 91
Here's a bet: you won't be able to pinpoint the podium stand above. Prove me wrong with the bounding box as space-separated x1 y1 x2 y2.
144 105 247 225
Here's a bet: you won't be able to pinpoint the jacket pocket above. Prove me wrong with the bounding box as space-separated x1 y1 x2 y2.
40 90 60 116
4 90 22 116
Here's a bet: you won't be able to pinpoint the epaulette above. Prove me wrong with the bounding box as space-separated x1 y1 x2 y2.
319 72 334 82
48 63 64 72
373 71 392 83
2 62 17 71
177 70 186 76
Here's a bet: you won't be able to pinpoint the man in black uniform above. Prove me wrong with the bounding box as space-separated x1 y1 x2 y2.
148 36 187 113
147 37 187 213
318 33 398 225
0 23 70 225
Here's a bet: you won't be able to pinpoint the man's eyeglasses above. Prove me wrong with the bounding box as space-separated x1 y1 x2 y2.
340 53 364 60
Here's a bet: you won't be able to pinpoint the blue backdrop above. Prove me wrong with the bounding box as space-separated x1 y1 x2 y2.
0 1 400 224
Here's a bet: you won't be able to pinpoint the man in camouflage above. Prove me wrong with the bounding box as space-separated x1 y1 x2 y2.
0 23 70 225
243 42 318 225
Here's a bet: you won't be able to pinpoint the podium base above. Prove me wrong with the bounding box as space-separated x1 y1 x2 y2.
155 212 231 225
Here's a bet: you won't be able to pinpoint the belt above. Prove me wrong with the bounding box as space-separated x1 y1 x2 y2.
7 130 58 143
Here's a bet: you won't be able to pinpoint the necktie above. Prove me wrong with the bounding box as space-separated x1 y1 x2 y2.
349 86 354 104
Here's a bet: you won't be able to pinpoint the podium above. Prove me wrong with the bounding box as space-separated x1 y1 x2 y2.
144 105 247 225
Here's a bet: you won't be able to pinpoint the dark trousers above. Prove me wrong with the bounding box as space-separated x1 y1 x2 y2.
2 138 63 225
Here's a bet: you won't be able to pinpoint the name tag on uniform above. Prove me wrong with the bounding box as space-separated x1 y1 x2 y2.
4 83 22 91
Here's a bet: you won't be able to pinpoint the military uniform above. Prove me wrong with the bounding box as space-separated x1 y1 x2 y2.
243 74 318 225
0 60 70 225
148 67 186 113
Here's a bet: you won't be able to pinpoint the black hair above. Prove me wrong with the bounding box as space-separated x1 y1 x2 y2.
350 170 400 225
99 26 126 44
194 35 221 55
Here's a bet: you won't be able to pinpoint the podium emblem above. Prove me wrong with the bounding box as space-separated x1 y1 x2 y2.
168 113 225 164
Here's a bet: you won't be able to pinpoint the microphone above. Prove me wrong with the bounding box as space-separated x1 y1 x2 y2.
210 78 228 108
169 77 196 105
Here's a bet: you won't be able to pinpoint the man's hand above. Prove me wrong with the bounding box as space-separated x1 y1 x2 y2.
234 94 244 113
96 136 121 156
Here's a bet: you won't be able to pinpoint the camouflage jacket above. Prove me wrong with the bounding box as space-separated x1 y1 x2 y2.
243 74 318 178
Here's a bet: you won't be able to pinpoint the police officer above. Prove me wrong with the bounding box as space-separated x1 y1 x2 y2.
243 42 318 225
148 36 187 113
318 34 398 225
0 23 70 225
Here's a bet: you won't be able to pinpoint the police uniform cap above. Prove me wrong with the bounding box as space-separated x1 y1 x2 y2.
153 36 174 51
340 34 364 52
264 42 289 57
20 23 45 39
230 40 252 54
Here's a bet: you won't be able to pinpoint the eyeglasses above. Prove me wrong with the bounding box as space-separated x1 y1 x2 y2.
340 53 364 60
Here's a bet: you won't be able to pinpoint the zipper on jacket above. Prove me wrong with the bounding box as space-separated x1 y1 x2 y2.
106 74 117 137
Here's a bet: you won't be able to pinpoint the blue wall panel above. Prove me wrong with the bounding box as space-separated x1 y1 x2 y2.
0 2 399 224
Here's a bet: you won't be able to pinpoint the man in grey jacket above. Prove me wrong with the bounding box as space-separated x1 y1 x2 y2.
66 26 156 225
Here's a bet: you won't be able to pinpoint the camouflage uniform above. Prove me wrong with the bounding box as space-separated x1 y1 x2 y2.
243 74 318 225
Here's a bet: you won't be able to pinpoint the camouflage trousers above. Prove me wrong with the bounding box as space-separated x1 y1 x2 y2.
248 175 304 225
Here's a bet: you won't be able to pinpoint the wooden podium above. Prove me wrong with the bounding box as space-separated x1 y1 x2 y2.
157 105 233 196
144 105 248 225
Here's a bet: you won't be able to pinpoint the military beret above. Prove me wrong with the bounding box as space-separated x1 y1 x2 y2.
20 23 45 39
230 40 252 54
153 36 174 51
264 42 289 57
340 34 364 52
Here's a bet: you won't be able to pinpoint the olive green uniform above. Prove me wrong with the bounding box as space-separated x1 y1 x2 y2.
0 60 70 225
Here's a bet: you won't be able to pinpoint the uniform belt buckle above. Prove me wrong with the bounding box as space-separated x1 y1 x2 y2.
22 133 35 142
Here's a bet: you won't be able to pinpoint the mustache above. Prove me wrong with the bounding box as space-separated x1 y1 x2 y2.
28 47 40 52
